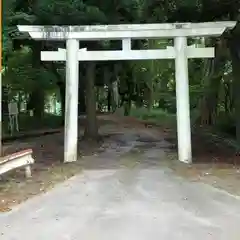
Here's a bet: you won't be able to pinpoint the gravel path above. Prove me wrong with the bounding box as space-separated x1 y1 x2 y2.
1 121 240 239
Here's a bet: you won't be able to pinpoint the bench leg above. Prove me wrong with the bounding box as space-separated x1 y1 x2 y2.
25 165 32 178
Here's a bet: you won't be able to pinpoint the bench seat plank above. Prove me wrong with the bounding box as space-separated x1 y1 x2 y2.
0 149 34 178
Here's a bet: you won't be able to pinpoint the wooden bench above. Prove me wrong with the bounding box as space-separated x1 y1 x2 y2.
0 149 35 178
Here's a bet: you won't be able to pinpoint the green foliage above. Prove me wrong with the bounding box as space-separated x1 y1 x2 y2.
130 107 176 127
2 0 36 63
2 0 240 141
35 0 107 25
3 47 57 99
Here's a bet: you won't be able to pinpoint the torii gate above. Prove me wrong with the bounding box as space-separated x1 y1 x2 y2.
18 22 236 164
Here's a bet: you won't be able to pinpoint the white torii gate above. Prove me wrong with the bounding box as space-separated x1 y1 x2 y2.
18 22 236 164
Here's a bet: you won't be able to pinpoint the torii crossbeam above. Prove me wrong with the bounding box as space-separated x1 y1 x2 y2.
17 21 236 164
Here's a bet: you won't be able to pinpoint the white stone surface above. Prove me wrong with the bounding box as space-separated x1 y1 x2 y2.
64 39 79 162
122 38 131 51
17 22 236 40
41 47 214 61
174 37 192 163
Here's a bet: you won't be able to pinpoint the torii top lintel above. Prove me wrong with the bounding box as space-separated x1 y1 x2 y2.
18 21 236 40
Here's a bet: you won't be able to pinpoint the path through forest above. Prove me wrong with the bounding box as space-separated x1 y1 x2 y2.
1 115 240 239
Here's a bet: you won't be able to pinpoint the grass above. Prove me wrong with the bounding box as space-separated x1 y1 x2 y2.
130 107 176 128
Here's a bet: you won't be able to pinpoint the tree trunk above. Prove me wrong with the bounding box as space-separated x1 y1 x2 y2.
2 86 8 115
107 86 112 112
124 96 132 116
199 59 213 125
112 81 119 111
78 86 86 114
136 96 143 108
30 41 45 119
147 40 156 110
200 41 225 126
147 87 153 110
96 87 100 111
27 88 45 118
84 62 99 140
104 66 112 112
42 62 66 125
57 81 65 125
229 33 240 143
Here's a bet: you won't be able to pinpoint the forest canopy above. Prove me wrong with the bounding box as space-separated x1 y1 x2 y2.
2 0 240 142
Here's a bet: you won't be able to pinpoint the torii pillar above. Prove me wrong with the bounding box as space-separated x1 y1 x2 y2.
64 39 79 162
175 37 191 163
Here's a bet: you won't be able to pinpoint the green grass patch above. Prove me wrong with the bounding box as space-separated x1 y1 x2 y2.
130 107 176 128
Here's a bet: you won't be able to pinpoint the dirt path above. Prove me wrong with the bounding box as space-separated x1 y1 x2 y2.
1 116 240 239
1 114 240 213
0 115 164 211
0 117 114 211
